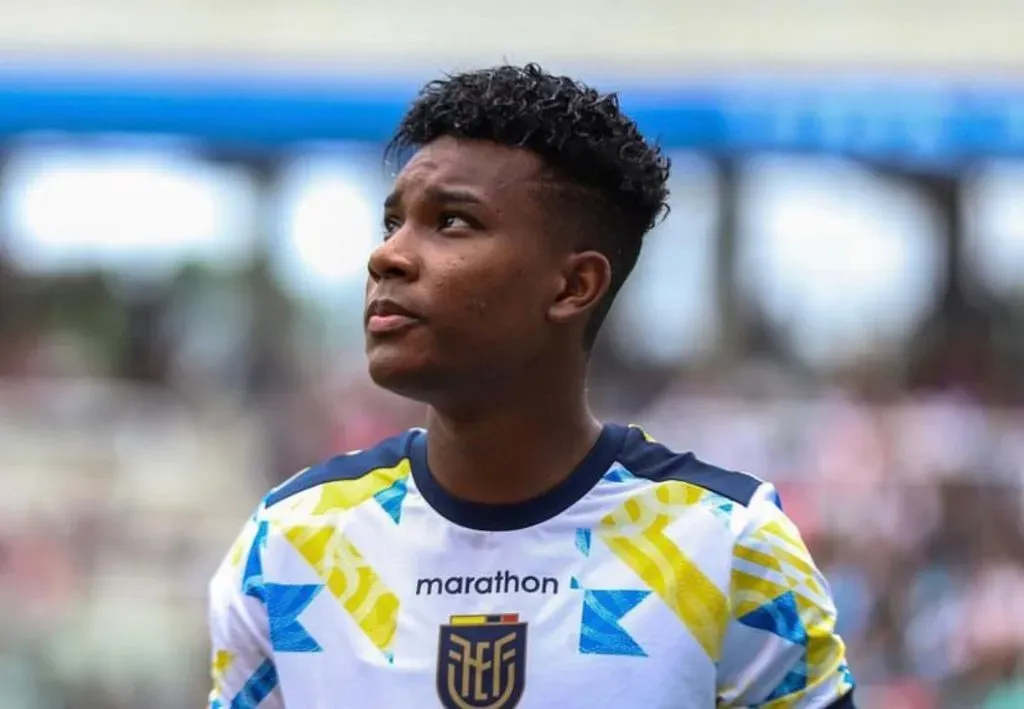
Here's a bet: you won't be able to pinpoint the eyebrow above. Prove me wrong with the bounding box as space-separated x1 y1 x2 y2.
383 185 485 210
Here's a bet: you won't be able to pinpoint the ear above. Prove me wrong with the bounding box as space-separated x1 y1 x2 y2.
547 250 612 324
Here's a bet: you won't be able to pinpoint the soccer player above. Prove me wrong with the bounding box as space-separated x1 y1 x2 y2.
208 64 856 708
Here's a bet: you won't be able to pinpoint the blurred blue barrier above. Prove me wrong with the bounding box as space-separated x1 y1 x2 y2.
1 66 1024 168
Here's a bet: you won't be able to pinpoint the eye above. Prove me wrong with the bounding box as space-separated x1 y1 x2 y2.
382 215 402 239
439 213 476 231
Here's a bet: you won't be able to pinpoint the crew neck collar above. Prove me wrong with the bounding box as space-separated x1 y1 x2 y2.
408 424 626 531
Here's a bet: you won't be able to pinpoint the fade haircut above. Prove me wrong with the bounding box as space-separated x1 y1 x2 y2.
386 63 671 348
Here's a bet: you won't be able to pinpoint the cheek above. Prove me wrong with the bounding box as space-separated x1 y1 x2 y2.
444 261 539 332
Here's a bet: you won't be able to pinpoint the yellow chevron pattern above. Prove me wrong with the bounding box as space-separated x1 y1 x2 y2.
211 649 234 696
313 460 411 515
274 459 410 657
731 508 849 705
283 523 400 656
598 480 729 661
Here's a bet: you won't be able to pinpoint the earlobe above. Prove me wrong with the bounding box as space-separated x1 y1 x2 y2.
547 251 612 324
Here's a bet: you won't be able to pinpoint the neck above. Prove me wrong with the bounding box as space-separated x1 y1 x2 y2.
423 367 602 505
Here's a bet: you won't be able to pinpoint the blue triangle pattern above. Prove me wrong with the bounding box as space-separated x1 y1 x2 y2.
265 583 324 653
738 590 807 646
575 528 592 557
570 576 582 590
241 521 269 603
232 659 278 709
765 655 808 701
602 465 634 483
703 495 735 524
579 589 649 657
374 478 408 524
838 662 854 686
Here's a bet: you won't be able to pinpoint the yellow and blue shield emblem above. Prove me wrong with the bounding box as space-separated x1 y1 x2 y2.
437 614 527 709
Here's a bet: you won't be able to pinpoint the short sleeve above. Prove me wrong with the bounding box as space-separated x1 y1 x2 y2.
716 484 856 708
207 510 285 709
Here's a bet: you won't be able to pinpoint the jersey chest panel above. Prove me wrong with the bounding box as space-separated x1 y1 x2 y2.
264 493 727 708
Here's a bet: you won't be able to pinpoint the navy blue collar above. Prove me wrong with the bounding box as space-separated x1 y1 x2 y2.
408 424 627 531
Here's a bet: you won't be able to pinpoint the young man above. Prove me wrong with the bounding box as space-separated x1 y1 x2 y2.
208 64 856 708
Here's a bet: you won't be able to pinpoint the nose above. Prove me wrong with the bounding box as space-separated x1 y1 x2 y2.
367 228 419 283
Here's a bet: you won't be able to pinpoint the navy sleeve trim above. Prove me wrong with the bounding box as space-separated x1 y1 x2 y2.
263 430 415 508
614 425 764 506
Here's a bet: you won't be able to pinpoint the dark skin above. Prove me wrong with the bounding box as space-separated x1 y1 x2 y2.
365 136 612 505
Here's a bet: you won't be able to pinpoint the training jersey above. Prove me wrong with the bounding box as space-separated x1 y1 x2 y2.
208 424 856 709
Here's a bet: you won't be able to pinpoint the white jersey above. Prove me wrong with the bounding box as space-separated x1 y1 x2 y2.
208 424 856 708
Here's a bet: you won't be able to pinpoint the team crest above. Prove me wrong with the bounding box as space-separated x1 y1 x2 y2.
437 614 527 709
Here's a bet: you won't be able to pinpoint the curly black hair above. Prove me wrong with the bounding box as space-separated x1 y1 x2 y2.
387 63 671 348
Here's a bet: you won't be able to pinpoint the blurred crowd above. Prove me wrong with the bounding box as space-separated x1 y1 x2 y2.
644 382 1024 709
1 198 1023 709
2 351 1022 708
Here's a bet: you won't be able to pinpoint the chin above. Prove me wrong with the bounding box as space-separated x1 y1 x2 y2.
366 347 442 401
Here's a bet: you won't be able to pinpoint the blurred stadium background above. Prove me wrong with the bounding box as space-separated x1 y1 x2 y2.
1 2 1024 707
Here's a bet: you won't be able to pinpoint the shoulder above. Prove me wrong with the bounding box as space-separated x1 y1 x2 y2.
613 426 821 587
262 428 421 510
614 424 778 509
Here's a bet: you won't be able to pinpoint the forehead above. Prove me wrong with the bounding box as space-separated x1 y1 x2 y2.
391 137 546 201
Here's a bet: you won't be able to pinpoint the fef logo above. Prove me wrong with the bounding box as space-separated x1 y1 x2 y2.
437 614 527 709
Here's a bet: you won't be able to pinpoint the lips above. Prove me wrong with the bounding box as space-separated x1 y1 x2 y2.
365 298 423 335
